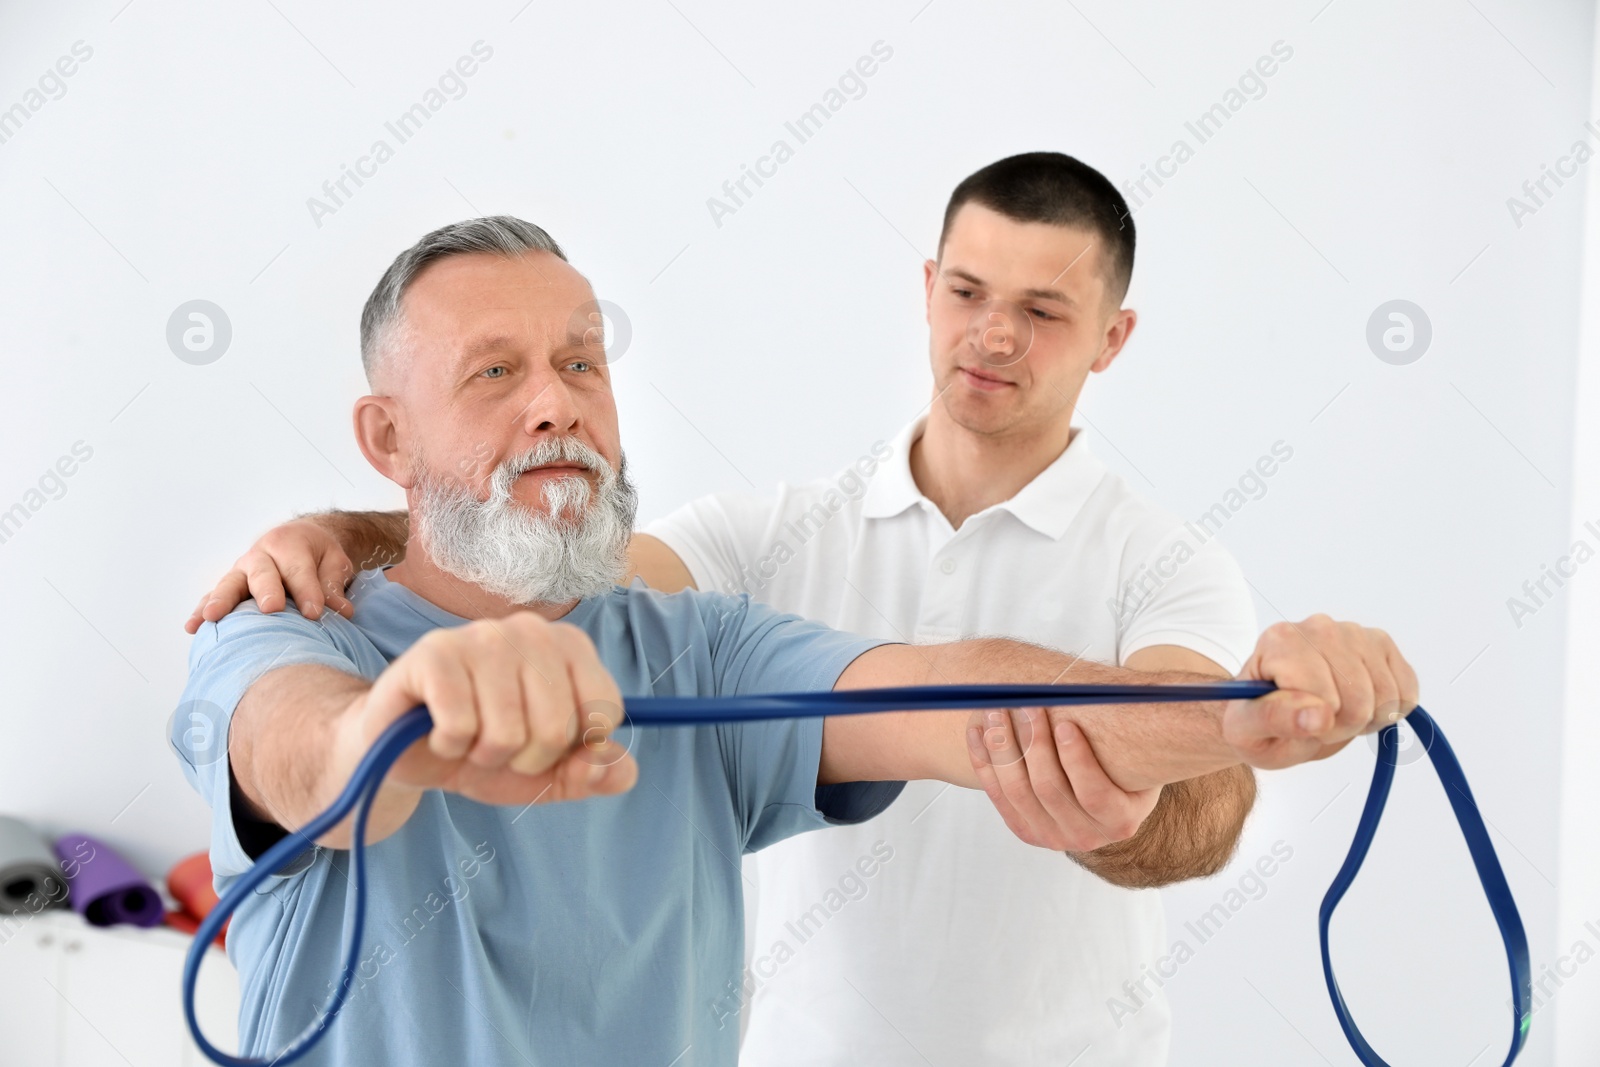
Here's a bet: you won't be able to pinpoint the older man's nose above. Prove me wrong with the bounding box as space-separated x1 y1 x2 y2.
514 378 581 437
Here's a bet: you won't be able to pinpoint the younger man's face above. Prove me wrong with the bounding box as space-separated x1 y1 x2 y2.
924 203 1132 439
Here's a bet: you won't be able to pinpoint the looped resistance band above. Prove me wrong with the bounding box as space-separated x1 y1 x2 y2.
183 683 1531 1066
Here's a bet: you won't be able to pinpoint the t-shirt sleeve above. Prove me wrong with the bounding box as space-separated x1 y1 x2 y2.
170 602 374 881
693 593 904 852
642 491 779 595
1116 524 1259 676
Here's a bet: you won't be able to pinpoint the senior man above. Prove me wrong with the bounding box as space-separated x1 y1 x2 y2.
180 211 1415 1066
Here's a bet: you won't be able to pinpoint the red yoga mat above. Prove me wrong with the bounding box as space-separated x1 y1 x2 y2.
165 852 226 949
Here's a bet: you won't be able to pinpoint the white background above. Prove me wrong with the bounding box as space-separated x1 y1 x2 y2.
0 0 1595 1063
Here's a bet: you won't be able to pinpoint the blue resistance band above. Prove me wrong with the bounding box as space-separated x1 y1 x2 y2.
182 682 1532 1066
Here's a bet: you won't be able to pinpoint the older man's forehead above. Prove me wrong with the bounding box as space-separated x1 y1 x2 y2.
442 301 596 366
411 253 589 312
439 282 591 318
450 296 587 323
401 254 595 362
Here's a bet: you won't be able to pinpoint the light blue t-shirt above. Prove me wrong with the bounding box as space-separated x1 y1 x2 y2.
171 570 900 1066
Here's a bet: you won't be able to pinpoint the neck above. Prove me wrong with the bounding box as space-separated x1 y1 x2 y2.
910 399 1076 529
385 540 578 622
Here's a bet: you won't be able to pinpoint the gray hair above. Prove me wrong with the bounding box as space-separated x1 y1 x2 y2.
358 216 567 385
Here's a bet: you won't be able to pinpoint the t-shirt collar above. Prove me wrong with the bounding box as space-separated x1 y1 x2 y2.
348 566 605 629
861 413 1106 541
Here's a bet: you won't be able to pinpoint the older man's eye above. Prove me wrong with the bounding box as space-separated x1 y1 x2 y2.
481 366 508 379
568 361 592 373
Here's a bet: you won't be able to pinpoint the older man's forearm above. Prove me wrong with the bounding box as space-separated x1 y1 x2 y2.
229 664 422 850
1071 765 1256 889
897 638 1244 791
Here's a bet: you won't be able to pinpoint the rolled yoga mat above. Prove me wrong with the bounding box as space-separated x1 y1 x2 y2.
0 815 66 915
54 833 165 928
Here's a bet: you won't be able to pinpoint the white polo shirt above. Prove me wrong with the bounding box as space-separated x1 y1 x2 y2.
645 416 1257 1066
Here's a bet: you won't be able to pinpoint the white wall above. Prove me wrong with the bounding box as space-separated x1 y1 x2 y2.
1555 5 1600 1061
0 0 1593 1063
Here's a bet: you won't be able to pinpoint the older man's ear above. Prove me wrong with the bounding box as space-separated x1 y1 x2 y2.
353 394 410 488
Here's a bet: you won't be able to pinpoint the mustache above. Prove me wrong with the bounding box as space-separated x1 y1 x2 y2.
498 436 611 480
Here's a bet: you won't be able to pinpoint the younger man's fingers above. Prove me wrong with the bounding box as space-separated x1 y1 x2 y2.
1017 711 1079 819
1048 720 1130 835
203 572 252 622
981 708 1026 769
185 592 213 633
318 551 358 613
967 726 1045 847
986 713 1063 840
279 560 330 619
242 557 289 614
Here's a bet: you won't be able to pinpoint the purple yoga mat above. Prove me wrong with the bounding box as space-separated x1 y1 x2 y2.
54 834 164 928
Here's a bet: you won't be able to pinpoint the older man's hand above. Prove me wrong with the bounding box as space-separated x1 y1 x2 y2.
341 611 638 809
1223 614 1419 770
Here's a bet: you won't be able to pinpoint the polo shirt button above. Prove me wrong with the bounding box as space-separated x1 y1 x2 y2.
939 558 957 575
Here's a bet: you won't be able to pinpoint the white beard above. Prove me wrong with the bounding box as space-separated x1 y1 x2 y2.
412 437 638 605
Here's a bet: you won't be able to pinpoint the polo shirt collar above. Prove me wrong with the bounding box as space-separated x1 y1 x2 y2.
861 414 1107 540
860 418 926 521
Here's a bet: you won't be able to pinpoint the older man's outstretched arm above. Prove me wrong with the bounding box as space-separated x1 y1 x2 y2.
823 616 1416 887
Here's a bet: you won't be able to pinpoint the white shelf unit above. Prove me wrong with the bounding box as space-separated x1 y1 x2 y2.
0 909 239 1066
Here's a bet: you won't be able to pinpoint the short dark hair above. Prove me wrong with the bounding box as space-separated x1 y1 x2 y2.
938 152 1135 304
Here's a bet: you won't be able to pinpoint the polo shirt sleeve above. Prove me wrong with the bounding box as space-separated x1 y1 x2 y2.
1116 523 1259 676
170 602 375 881
642 491 779 594
692 593 905 852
